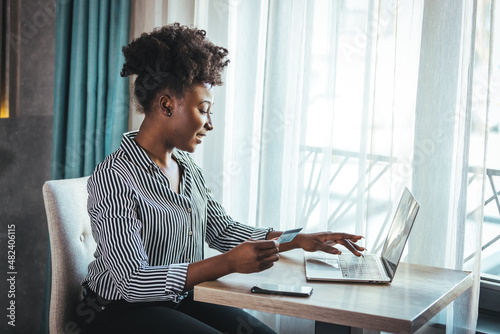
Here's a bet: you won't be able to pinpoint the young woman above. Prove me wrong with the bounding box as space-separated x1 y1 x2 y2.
78 23 365 334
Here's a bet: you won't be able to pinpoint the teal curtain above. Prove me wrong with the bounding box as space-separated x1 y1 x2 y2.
51 0 131 179
42 1 131 332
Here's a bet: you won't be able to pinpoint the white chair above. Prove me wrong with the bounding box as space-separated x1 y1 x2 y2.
43 176 96 334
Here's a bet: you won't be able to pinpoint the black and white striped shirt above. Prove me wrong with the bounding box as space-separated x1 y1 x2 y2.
81 131 271 303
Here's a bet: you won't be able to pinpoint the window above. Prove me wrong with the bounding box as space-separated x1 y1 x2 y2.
295 0 422 250
478 0 500 312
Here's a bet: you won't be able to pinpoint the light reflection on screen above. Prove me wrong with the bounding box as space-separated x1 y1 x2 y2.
381 188 420 278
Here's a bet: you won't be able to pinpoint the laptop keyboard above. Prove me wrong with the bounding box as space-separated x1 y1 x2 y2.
338 254 384 279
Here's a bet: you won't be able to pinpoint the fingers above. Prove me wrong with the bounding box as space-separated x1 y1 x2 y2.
229 240 279 274
254 241 280 266
259 261 275 271
258 246 279 259
252 240 280 263
258 253 279 271
320 232 366 256
253 239 280 250
327 232 364 242
337 239 365 256
319 243 342 255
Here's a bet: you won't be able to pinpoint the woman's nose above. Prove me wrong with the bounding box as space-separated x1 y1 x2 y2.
205 114 214 131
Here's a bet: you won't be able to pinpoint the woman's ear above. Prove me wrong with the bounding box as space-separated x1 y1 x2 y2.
159 95 173 117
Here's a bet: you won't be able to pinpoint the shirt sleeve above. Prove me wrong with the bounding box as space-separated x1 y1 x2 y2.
203 181 273 253
88 168 188 302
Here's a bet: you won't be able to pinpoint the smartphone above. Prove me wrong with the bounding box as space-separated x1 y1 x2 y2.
250 283 313 297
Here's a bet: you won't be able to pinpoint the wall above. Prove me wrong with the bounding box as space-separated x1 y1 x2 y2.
0 0 55 333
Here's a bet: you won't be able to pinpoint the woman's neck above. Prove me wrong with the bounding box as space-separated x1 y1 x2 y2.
134 118 175 169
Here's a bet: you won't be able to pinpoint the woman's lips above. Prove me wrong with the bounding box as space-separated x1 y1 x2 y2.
196 133 205 143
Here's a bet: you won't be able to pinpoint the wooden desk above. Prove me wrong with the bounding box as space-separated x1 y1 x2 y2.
194 250 473 333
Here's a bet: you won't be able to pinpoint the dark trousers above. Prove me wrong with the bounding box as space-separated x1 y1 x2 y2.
75 289 276 334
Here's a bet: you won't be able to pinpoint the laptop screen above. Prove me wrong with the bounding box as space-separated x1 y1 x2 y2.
380 188 420 279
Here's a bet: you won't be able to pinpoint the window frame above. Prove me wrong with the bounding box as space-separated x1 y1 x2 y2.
479 275 500 314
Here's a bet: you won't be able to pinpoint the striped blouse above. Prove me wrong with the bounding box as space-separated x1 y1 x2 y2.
81 131 271 303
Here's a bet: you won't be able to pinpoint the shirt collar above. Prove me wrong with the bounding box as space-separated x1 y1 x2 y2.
120 131 189 171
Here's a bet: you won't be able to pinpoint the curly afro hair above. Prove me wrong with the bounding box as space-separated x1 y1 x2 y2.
121 23 230 113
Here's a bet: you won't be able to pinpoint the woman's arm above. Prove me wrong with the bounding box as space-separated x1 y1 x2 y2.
266 231 365 255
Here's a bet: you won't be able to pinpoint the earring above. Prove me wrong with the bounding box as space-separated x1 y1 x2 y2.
167 107 172 117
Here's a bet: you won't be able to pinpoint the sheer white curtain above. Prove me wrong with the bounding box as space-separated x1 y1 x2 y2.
131 0 493 333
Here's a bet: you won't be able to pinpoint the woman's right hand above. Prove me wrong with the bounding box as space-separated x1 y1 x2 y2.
184 239 279 291
225 240 280 274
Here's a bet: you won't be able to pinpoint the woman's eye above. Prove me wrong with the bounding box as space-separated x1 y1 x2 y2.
199 109 213 115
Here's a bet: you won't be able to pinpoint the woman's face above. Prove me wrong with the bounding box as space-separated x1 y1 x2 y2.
170 83 214 153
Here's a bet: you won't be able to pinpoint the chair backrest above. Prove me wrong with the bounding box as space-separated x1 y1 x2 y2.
43 176 96 334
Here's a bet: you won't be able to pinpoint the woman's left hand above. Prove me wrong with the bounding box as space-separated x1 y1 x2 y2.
288 232 365 256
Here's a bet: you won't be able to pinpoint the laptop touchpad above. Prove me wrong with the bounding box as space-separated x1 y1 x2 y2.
306 258 343 278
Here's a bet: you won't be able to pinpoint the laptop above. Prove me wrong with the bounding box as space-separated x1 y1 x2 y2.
305 187 420 283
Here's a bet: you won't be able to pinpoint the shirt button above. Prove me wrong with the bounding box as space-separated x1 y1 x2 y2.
188 231 193 236
186 258 190 262
187 208 192 213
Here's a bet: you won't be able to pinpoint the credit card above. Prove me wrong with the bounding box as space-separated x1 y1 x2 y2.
277 228 303 244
